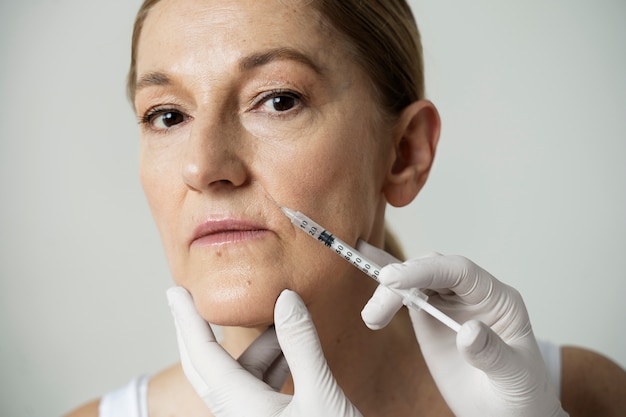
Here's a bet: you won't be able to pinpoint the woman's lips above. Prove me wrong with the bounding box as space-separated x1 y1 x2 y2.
190 219 270 247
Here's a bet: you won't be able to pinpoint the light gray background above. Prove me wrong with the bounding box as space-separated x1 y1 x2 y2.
1 1 624 416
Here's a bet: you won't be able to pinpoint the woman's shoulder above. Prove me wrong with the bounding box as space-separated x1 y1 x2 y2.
148 363 212 417
561 346 626 417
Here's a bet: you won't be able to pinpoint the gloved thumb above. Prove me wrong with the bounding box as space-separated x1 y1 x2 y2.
456 320 519 380
457 321 566 416
457 319 547 390
273 290 344 403
167 286 234 397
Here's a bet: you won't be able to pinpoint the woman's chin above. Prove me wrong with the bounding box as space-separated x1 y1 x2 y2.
188 283 278 327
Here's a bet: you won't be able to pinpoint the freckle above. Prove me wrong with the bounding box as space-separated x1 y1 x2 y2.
216 250 222 257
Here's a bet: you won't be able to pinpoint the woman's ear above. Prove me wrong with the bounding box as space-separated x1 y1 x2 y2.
383 100 441 207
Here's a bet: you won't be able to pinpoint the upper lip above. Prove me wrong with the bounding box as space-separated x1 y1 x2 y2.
189 218 269 246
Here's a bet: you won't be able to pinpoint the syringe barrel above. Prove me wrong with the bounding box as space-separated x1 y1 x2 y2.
282 206 461 333
327 236 382 282
290 211 325 240
289 210 382 281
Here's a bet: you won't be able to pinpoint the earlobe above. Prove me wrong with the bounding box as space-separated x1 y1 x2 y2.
383 100 441 207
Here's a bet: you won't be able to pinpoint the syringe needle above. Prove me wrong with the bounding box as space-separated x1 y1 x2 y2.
280 206 298 222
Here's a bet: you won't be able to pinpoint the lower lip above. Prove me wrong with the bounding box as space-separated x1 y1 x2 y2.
191 230 270 247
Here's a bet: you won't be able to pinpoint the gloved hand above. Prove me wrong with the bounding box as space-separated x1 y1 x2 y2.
166 286 363 417
358 241 569 417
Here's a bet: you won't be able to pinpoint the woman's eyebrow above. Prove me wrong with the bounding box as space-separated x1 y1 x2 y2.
238 47 324 76
135 48 323 94
135 71 171 94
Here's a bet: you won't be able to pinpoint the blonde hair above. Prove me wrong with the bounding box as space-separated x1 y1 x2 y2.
127 0 423 260
384 228 406 261
309 0 424 114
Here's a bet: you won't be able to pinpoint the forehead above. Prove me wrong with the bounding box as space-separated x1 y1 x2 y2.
136 0 338 75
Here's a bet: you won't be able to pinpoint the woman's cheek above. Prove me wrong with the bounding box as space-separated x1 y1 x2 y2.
140 157 189 282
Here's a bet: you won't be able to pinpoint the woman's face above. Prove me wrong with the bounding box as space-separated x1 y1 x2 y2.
135 0 396 326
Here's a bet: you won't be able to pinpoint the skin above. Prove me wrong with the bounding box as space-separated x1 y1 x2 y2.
64 0 626 416
135 0 395 329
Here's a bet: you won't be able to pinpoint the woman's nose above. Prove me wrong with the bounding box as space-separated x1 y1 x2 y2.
181 119 248 192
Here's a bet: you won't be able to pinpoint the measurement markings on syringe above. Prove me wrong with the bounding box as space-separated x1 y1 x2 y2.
296 216 380 281
334 243 381 282
318 230 334 247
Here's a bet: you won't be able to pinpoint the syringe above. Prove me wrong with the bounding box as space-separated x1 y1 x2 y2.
281 206 461 332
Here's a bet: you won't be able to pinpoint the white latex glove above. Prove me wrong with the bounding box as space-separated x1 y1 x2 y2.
167 286 363 417
357 241 568 417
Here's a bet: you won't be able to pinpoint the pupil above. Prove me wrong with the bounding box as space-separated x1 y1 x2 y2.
272 96 294 111
162 112 182 127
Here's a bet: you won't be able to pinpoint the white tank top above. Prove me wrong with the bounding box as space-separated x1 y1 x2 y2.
99 340 562 417
99 374 150 417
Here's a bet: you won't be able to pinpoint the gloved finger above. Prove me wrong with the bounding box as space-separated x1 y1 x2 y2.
457 320 566 416
360 284 403 330
237 327 289 391
273 290 345 404
457 320 534 385
379 255 494 305
355 239 400 266
167 287 278 411
172 306 212 397
168 286 231 396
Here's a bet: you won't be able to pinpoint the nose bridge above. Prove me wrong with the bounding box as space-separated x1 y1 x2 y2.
182 108 248 192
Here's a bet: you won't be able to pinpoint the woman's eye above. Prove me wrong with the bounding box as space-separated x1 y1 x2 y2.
256 91 301 114
141 109 187 131
267 95 296 111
